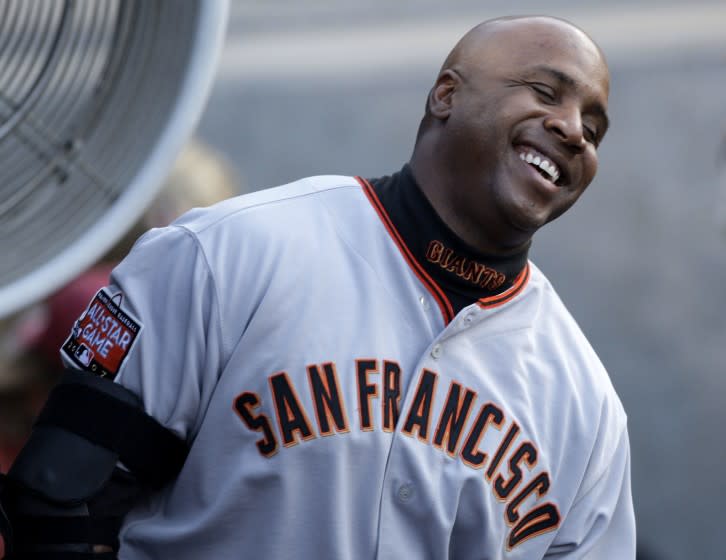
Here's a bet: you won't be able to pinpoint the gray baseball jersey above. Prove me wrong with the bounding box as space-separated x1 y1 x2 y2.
62 171 634 559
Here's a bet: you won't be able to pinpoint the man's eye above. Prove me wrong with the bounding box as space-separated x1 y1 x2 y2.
584 125 598 144
530 83 555 101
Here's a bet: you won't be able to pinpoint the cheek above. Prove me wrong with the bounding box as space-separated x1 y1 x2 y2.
581 149 599 186
589 144 600 168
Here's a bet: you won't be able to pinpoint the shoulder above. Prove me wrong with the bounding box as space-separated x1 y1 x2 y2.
172 174 363 235
523 263 608 367
521 262 626 426
114 173 370 293
164 174 376 271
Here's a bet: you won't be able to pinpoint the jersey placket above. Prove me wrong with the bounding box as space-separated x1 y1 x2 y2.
376 305 485 559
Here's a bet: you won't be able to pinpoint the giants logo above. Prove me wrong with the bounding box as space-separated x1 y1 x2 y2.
425 240 506 290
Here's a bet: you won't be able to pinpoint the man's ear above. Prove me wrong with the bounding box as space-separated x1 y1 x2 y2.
428 69 460 120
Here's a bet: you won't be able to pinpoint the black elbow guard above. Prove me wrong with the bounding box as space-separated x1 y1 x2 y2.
0 369 189 558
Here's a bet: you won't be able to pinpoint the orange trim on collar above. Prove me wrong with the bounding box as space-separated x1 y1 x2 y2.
477 263 530 309
356 176 455 324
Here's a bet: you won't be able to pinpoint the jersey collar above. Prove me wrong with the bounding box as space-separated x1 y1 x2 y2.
358 165 530 322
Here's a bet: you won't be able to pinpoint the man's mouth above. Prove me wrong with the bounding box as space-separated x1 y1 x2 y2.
516 146 562 186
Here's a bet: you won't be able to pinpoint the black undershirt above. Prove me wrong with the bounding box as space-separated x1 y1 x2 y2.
367 165 529 316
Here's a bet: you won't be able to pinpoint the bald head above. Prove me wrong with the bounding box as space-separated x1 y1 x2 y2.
419 16 608 124
441 16 606 75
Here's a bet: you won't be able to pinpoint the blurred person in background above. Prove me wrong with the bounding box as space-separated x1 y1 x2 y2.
0 139 239 472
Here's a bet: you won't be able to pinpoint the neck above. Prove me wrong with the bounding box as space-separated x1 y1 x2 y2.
409 151 533 256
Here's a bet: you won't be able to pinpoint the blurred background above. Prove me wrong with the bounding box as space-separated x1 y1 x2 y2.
2 0 726 558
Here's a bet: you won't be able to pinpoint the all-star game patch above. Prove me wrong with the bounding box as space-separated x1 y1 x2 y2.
62 288 142 380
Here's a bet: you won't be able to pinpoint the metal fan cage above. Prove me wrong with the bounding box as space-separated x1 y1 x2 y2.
0 0 228 318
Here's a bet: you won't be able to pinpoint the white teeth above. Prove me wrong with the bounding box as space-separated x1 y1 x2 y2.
538 160 560 182
518 148 561 183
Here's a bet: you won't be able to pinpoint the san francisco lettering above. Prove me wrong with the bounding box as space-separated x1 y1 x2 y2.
233 360 560 549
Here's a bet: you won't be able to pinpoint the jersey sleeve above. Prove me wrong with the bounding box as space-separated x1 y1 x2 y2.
546 426 636 559
62 224 225 441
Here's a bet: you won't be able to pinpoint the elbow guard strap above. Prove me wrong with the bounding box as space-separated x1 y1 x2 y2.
0 369 190 557
13 369 188 500
33 373 188 491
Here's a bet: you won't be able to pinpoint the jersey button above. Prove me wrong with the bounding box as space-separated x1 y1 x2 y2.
430 344 442 359
419 295 430 311
397 484 414 503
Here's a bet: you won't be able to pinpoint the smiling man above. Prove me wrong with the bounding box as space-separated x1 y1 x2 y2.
412 16 610 254
0 15 633 560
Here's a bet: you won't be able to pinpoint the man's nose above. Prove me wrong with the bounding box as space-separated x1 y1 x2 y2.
544 107 586 153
